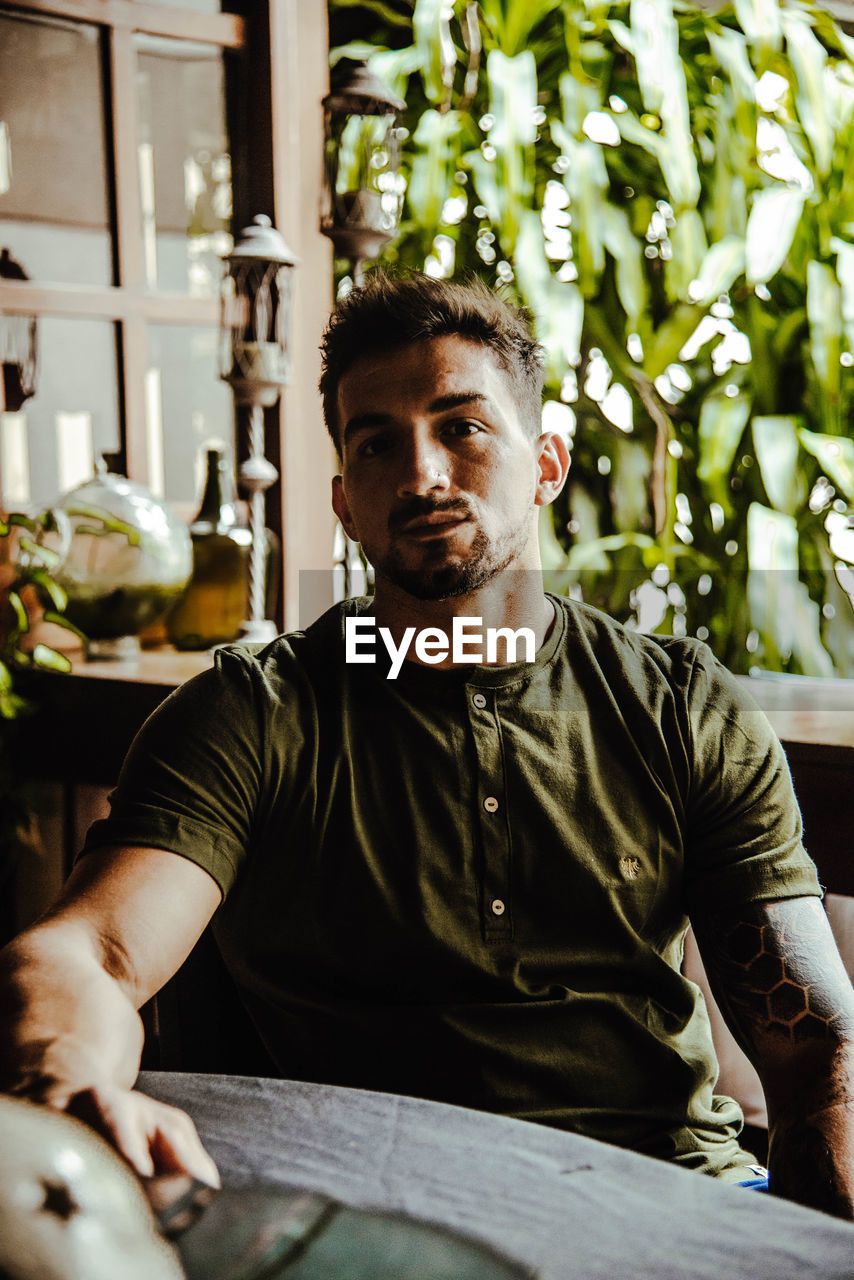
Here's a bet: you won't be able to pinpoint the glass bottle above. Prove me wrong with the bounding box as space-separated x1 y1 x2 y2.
166 448 251 650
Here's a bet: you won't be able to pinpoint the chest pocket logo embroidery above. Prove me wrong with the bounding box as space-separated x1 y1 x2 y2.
619 856 642 881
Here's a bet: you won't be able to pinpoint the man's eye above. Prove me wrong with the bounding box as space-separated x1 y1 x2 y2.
445 420 481 437
358 435 390 458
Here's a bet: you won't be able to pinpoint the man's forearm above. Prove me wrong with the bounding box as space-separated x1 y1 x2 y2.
767 1043 854 1218
694 896 854 1220
0 848 221 1183
0 918 145 1102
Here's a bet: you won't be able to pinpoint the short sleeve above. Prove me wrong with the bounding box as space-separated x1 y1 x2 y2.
80 647 264 895
682 648 822 914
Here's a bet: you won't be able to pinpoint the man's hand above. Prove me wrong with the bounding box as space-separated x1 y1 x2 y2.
65 1084 221 1187
2 1055 220 1188
693 895 854 1219
0 1008 219 1188
0 845 223 1191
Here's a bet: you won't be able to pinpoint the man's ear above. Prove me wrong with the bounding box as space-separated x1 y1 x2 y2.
331 475 359 542
534 432 571 508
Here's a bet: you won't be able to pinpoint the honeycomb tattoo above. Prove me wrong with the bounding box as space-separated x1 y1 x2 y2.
723 917 846 1041
695 897 854 1047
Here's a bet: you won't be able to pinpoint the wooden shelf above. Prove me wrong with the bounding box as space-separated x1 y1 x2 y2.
66 647 213 688
739 674 854 754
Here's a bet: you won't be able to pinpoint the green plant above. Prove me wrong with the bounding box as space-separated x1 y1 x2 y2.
0 510 82 860
329 0 854 675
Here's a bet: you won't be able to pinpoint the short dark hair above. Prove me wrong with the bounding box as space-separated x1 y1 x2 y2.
319 271 545 450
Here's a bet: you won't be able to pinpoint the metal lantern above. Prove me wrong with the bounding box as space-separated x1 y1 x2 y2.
321 61 406 282
220 214 298 643
0 248 38 413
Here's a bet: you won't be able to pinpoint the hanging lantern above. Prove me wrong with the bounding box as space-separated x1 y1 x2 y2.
219 214 298 408
0 248 38 413
321 61 406 280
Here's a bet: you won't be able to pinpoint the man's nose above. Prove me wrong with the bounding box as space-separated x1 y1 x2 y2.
397 436 451 496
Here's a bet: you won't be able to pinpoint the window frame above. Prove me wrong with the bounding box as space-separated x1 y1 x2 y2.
0 0 335 630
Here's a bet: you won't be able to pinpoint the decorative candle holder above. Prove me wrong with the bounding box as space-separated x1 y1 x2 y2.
219 216 298 643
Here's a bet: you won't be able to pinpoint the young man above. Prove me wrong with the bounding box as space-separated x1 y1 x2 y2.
1 274 853 1218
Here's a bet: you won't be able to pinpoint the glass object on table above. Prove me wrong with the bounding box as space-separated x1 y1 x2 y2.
135 35 232 298
0 12 112 286
0 1094 185 1280
53 460 192 660
166 446 250 650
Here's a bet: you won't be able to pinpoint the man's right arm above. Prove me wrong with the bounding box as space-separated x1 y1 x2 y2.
0 844 222 1185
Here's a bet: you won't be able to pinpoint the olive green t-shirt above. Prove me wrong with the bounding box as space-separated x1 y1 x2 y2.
84 595 820 1176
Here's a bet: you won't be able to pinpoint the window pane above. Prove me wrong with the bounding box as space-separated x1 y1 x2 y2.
136 37 232 298
145 324 234 506
0 14 112 287
0 318 120 509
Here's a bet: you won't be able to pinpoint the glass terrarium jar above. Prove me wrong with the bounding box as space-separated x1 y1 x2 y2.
53 462 192 659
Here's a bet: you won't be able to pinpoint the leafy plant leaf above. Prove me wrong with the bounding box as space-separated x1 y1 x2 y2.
752 415 802 515
798 427 854 498
781 8 833 178
734 0 782 52
688 236 746 307
747 503 834 676
30 644 72 674
806 259 843 427
745 187 806 285
697 388 752 511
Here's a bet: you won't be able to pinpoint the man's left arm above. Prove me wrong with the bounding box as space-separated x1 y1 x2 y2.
693 895 854 1219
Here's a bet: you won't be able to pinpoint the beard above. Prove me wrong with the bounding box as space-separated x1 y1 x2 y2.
368 499 534 601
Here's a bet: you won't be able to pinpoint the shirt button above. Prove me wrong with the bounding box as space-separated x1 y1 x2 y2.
472 692 487 709
483 796 499 813
491 899 506 916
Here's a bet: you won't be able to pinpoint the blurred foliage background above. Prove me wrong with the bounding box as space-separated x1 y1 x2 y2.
328 0 854 676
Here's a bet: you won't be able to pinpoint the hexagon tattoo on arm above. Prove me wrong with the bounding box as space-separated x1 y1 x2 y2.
693 896 854 1052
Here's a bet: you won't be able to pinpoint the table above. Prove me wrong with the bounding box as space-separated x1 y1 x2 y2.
139 1072 854 1280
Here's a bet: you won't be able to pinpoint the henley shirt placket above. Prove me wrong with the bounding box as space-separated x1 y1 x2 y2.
467 684 514 941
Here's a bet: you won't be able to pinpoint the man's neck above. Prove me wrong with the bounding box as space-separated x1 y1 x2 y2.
369 574 555 669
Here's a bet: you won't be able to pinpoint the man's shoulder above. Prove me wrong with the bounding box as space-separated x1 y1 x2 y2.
209 597 366 687
553 598 780 767
552 593 718 692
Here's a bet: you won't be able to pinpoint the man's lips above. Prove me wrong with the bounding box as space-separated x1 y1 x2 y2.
395 512 471 537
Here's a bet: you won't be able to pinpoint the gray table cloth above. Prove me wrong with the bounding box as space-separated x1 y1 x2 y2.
140 1071 854 1279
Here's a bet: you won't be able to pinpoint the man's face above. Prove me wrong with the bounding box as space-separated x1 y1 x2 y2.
331 335 554 601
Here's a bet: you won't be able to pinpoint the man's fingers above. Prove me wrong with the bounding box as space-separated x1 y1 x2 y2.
66 1086 155 1177
148 1105 221 1188
66 1086 219 1187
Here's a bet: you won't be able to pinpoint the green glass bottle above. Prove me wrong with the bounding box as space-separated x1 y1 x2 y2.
166 448 251 650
